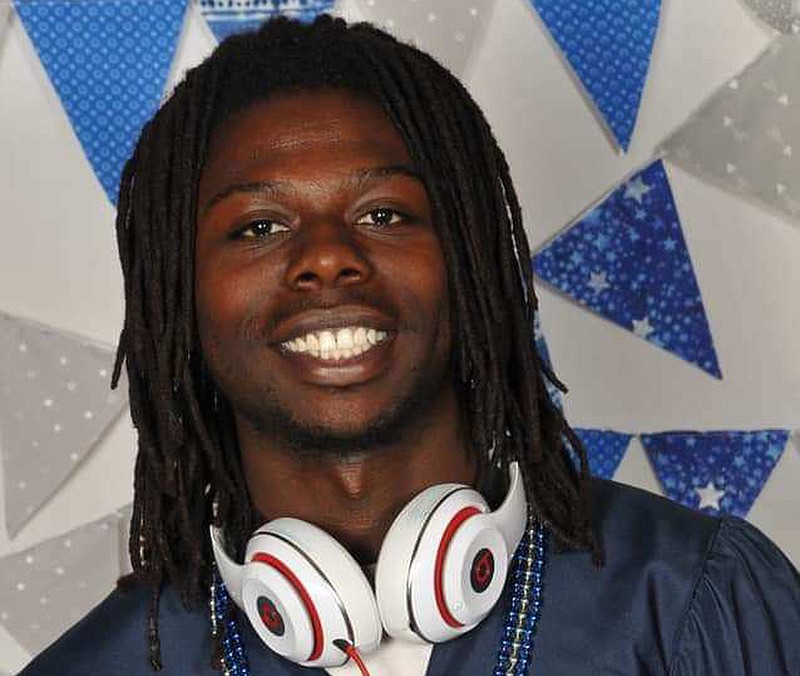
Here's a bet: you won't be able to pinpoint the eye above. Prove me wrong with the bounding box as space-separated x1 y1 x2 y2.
356 207 404 228
234 218 290 239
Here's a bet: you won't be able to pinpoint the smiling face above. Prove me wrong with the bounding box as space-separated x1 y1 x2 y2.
195 90 454 454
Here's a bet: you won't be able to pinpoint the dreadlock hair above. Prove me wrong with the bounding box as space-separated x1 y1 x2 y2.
112 13 598 667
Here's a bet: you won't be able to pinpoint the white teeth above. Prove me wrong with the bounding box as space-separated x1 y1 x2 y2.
283 326 388 360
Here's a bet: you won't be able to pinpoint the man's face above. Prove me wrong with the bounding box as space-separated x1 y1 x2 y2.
195 90 453 453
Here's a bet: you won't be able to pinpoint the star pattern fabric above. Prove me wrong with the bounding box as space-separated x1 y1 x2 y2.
533 159 722 378
661 36 800 226
0 313 128 536
528 0 662 151
354 0 495 77
533 312 563 409
14 0 187 204
574 428 632 479
0 510 127 655
740 0 800 34
641 430 790 517
199 0 335 42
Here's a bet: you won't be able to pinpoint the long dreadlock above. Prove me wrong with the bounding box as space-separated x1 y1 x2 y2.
112 14 598 668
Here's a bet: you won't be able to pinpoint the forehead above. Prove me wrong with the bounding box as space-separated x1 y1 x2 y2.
200 89 413 181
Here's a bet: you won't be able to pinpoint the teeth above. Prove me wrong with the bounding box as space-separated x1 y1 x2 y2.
283 326 388 360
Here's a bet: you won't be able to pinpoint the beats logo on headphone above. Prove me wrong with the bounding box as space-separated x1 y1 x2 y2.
211 462 527 668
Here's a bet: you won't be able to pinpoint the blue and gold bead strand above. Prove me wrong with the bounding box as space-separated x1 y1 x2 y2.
493 516 547 676
211 569 251 676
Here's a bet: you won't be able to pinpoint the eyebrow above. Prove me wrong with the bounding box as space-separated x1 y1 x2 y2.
200 164 423 216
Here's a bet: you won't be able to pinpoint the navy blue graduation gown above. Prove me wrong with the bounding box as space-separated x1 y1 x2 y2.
20 480 800 675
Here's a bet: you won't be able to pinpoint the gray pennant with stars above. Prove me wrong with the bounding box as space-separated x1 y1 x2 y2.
661 36 800 226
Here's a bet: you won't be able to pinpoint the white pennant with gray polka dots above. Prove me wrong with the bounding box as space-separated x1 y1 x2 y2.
0 508 129 656
0 312 128 536
354 0 495 77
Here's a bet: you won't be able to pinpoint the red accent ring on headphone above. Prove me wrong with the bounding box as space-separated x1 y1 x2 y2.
433 505 481 628
251 552 324 662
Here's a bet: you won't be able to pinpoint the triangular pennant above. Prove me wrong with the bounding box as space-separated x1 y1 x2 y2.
0 510 126 655
199 0 336 42
661 36 800 226
533 159 722 378
740 0 800 34
354 0 496 77
528 0 661 151
14 0 188 204
641 430 790 517
0 313 128 536
574 428 632 480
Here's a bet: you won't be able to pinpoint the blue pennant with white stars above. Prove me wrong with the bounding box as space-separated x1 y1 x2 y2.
574 428 632 480
15 0 187 205
641 430 790 517
533 159 722 379
528 0 661 151
199 0 335 42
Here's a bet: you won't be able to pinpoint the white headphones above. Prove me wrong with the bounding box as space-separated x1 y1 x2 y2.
211 462 527 668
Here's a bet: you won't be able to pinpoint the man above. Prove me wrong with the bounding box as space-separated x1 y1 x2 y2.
21 15 799 676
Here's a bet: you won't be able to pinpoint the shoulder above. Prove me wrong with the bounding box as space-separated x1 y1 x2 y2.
19 581 215 675
535 479 800 674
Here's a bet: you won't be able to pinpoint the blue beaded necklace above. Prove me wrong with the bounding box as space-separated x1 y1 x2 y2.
210 515 547 675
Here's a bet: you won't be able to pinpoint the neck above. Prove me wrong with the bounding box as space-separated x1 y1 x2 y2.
236 387 475 564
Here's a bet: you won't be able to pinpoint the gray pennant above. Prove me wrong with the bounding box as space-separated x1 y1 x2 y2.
740 0 800 34
0 510 126 656
660 36 800 226
0 313 128 536
354 0 496 76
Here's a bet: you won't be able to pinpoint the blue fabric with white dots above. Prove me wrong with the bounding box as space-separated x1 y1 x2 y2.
641 430 790 517
574 428 632 480
198 0 335 42
530 0 661 151
14 0 187 205
533 159 722 379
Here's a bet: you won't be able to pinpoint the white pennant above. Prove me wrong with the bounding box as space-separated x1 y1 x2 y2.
0 509 128 656
0 313 128 536
354 0 496 77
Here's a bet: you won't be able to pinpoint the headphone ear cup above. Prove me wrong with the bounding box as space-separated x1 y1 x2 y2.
239 518 382 668
375 485 510 643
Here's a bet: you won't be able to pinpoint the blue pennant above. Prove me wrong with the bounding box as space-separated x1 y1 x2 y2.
641 430 790 517
14 0 187 205
529 0 661 151
199 0 335 42
533 311 563 409
574 428 632 480
533 160 722 379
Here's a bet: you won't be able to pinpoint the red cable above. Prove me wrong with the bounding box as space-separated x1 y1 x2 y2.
333 639 372 676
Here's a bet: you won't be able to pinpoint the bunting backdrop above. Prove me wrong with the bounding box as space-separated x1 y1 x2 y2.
0 0 798 671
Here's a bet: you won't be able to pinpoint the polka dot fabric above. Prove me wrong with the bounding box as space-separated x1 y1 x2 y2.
641 430 790 517
0 312 128 536
740 0 800 34
529 0 662 151
0 511 125 655
533 159 722 379
574 428 632 480
14 0 188 204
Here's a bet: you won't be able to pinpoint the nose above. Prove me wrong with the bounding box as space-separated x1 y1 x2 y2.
285 219 372 291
